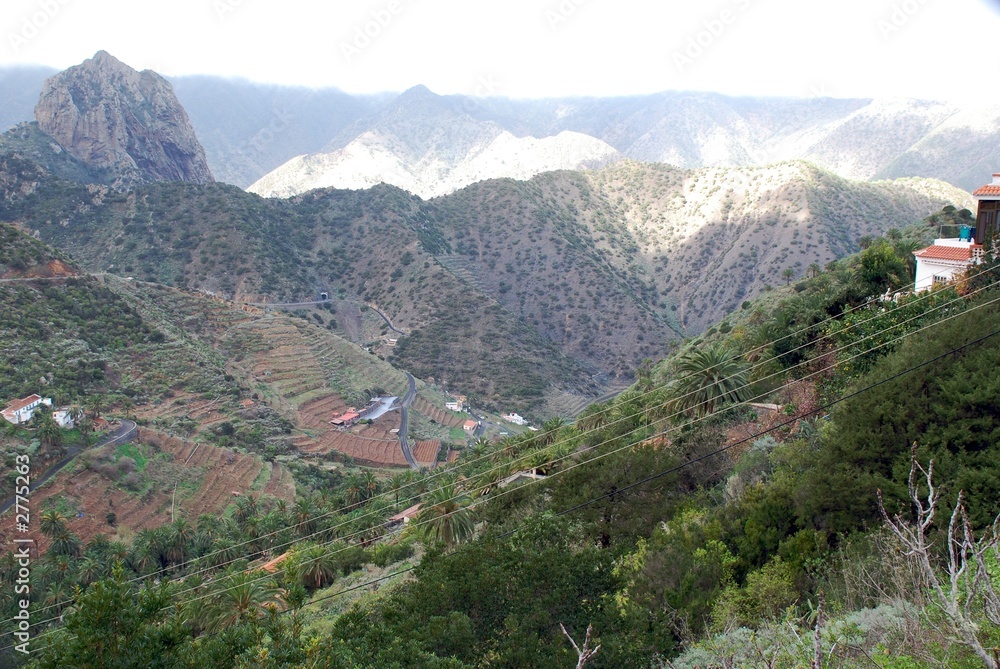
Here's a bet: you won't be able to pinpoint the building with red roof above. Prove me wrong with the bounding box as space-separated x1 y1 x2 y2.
913 173 995 292
1 394 52 425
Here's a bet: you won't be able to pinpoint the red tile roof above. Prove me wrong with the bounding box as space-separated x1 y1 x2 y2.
914 245 972 261
974 185 1000 196
389 503 422 522
2 394 41 414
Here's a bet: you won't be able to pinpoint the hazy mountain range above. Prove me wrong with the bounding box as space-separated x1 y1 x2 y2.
2 64 1000 197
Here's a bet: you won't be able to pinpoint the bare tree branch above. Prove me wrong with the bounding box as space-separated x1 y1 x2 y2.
561 623 601 669
878 452 999 669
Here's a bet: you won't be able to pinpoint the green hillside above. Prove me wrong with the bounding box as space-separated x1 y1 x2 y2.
4 220 998 667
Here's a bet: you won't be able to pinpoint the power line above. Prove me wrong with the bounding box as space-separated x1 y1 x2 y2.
8 271 1000 632
12 288 1000 655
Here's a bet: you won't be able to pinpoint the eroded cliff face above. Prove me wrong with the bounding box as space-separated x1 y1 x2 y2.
34 51 214 185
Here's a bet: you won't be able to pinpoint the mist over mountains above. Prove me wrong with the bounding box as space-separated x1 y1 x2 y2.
3 64 1000 196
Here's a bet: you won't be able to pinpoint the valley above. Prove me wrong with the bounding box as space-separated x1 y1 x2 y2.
0 49 997 669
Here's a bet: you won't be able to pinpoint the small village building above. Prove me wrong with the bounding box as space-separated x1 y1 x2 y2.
913 238 983 292
387 503 422 527
502 412 528 426
1 394 52 425
463 420 478 433
53 409 75 428
446 400 463 412
913 173 997 292
330 410 360 428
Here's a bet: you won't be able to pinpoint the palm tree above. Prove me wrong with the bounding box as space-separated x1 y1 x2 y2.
77 556 104 586
345 475 364 507
575 403 610 432
50 527 82 558
540 417 566 446
166 518 193 565
77 415 94 443
667 344 751 418
782 267 795 285
120 396 135 420
292 497 318 537
85 394 105 420
296 543 340 590
233 494 258 528
416 482 475 549
202 571 283 633
361 471 380 501
40 509 68 540
34 411 62 449
385 473 410 510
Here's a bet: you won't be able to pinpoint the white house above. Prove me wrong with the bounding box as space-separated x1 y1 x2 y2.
502 412 528 426
446 400 463 412
912 172 1000 292
913 238 983 292
1 395 52 425
53 409 75 429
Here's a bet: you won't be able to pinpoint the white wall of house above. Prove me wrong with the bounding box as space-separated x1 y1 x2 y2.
914 258 967 292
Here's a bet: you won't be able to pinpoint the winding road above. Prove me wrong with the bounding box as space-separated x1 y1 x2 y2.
396 373 418 469
0 420 137 516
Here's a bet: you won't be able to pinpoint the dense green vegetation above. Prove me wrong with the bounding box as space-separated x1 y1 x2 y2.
0 215 996 667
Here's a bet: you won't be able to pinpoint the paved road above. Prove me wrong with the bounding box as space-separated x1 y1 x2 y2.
396 374 418 469
0 420 137 516
366 304 407 336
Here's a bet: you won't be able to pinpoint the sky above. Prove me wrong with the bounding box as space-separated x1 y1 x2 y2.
1 0 999 103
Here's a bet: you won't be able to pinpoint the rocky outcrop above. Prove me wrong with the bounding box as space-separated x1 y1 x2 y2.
34 51 213 184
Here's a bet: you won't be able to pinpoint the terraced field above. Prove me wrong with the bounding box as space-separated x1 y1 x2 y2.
291 393 409 466
222 315 409 409
0 429 278 553
412 395 466 428
412 440 443 468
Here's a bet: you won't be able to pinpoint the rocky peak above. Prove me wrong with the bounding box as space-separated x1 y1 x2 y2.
33 51 214 184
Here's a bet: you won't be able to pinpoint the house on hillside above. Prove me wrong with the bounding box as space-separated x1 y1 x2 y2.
387 503 422 527
463 420 479 433
53 408 75 428
330 410 360 428
1 394 52 425
502 412 528 426
446 400 463 412
913 173 997 292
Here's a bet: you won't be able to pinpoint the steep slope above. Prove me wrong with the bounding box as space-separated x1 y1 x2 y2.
33 51 214 185
0 155 969 410
580 161 971 331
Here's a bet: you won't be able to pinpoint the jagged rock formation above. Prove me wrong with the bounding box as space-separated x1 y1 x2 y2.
33 51 213 184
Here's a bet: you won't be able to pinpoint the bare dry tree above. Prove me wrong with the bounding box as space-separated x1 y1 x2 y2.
878 452 1000 669
810 592 824 669
560 623 601 668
